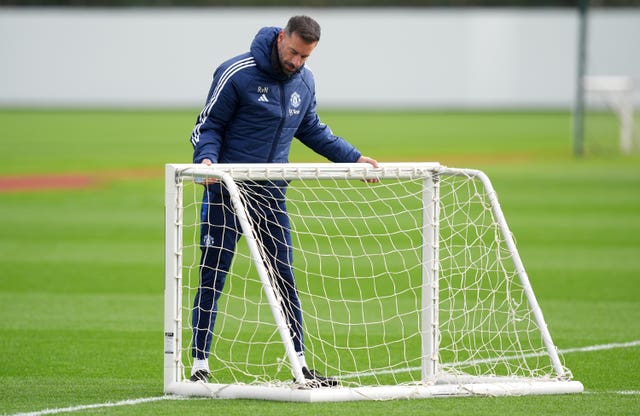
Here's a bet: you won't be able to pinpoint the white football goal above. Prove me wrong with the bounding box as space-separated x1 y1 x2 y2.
164 162 583 401
583 75 637 154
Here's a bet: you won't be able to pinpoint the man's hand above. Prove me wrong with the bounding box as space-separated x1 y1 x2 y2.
196 158 219 185
356 156 380 183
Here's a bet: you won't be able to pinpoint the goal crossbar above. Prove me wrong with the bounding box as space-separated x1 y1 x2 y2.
174 162 440 181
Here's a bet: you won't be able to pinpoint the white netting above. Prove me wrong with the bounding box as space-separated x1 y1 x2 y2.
177 166 569 387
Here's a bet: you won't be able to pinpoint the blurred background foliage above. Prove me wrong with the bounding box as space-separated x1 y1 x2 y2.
1 0 638 7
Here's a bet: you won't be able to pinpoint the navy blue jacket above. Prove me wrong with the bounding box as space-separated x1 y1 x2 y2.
190 27 362 164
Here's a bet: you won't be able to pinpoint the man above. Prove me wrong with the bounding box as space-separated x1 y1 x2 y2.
188 15 378 386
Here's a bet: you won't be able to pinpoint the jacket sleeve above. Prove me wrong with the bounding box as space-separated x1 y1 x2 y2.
295 93 362 164
189 65 239 163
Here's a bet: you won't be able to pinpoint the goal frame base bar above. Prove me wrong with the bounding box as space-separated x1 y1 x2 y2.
165 380 583 402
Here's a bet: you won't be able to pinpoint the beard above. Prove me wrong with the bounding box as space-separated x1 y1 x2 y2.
281 61 298 75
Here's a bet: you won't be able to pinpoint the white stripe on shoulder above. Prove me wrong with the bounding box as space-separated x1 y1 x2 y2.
190 57 256 146
209 57 255 106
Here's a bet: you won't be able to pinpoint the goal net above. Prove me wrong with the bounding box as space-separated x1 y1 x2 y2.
164 162 582 401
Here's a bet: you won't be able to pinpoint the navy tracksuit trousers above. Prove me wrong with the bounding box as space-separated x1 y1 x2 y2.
191 181 304 360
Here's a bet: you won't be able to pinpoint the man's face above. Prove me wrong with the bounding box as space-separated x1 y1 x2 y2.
277 30 317 76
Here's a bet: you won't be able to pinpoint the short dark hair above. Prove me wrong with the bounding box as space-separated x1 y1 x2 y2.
284 15 321 43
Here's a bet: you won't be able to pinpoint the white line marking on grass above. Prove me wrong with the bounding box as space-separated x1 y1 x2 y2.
584 390 640 395
341 339 640 379
561 340 640 354
7 340 640 415
615 390 640 395
8 396 180 416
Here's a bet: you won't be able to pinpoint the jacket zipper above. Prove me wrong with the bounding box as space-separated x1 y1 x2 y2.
267 81 286 162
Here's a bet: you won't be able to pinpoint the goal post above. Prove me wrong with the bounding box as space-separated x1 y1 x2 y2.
164 162 583 401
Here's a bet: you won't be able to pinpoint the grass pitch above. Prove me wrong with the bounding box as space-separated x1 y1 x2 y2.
0 109 639 415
